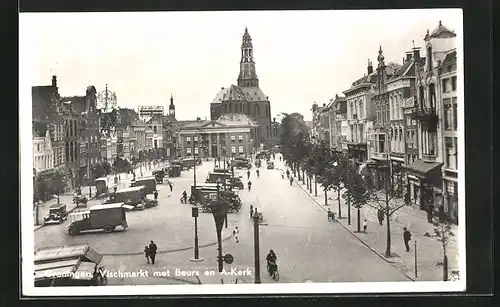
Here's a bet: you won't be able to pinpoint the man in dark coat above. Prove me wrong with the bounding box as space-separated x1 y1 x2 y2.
377 208 384 225
403 227 412 252
250 205 254 218
149 240 158 264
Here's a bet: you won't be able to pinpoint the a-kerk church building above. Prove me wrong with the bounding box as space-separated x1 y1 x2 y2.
179 28 279 158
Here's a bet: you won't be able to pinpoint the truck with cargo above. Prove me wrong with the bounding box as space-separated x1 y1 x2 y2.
67 203 134 235
112 186 146 209
130 176 157 194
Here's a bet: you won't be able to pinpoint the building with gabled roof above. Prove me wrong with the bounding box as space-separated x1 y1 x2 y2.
209 28 273 148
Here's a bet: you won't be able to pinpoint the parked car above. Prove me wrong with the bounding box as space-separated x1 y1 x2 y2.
112 186 147 210
267 161 275 169
130 176 157 195
43 204 68 225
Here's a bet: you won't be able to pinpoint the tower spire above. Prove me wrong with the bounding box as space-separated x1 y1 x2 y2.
238 27 259 87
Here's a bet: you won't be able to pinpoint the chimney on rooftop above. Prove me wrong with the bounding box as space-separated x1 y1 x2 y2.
52 75 57 87
412 48 421 60
405 51 413 62
367 59 373 74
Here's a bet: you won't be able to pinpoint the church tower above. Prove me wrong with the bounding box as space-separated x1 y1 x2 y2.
168 94 175 118
237 27 259 88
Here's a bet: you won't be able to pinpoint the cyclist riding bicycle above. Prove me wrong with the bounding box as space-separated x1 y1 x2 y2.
266 249 278 276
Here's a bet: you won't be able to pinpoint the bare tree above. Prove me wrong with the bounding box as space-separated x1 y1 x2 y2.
432 215 455 281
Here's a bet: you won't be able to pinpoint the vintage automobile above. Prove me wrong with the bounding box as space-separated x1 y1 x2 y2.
232 159 252 169
94 177 111 196
73 194 88 207
206 172 232 184
130 176 157 195
67 203 134 235
152 170 166 184
267 161 275 169
226 177 244 190
34 244 107 287
43 204 68 225
112 186 147 210
167 164 181 177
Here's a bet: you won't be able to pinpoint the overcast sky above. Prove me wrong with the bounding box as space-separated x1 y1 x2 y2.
20 9 462 121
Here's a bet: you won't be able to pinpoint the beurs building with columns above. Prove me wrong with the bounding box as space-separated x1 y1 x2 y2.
209 27 274 148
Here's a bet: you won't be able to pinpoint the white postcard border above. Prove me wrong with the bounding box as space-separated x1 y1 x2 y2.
20 9 467 296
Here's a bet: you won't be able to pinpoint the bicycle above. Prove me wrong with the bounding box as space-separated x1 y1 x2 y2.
267 262 279 281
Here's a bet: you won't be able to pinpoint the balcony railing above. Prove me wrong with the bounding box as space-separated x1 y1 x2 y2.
410 107 438 132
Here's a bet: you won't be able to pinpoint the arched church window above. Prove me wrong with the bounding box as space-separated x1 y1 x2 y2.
254 104 260 116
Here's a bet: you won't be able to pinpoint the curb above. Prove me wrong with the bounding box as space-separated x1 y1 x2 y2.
101 232 235 256
290 172 415 282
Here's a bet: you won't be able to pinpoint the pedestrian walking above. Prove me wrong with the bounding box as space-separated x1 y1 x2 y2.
427 203 434 223
327 208 334 222
144 246 150 264
377 208 384 225
154 190 158 200
248 180 252 191
281 173 285 179
250 205 254 218
169 182 173 192
247 170 251 180
149 240 158 264
289 176 294 186
403 227 412 252
363 219 368 232
286 169 290 179
233 226 239 243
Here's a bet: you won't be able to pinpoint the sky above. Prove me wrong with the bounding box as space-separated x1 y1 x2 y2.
20 9 462 122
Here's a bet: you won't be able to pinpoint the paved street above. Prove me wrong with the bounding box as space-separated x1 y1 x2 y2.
34 161 235 254
47 156 412 284
281 158 460 282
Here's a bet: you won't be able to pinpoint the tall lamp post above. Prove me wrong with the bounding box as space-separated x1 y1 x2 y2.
190 206 204 262
253 213 262 284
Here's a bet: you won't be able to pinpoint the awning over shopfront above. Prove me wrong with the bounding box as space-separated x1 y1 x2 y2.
405 160 443 180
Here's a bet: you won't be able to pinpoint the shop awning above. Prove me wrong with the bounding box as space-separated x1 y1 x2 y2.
405 160 443 177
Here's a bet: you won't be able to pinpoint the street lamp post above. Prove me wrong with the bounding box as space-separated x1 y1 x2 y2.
253 214 261 284
190 206 204 262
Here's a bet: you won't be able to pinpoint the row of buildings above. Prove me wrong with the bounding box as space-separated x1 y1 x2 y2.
32 27 280 191
310 21 459 223
32 77 176 191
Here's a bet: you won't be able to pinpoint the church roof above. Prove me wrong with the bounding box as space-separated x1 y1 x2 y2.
239 87 268 102
217 113 258 127
211 84 268 104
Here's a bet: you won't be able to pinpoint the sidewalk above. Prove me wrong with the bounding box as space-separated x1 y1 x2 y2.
278 167 460 282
